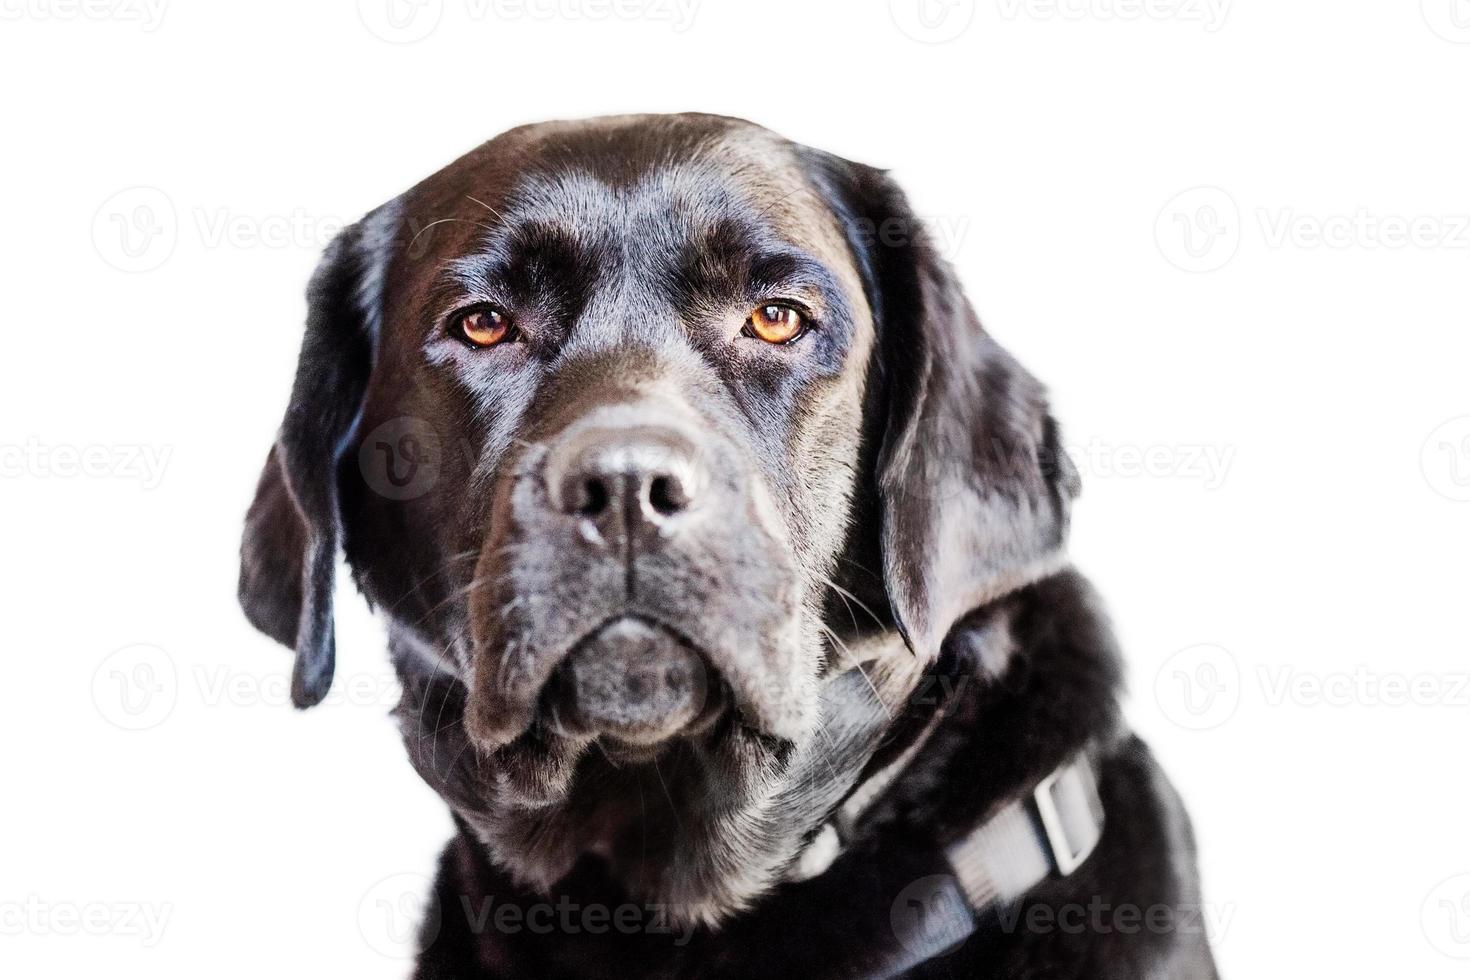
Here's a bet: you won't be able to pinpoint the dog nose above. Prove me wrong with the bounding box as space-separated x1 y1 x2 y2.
558 618 709 744
546 419 703 539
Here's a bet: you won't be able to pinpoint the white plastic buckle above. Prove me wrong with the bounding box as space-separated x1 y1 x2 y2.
1032 760 1102 876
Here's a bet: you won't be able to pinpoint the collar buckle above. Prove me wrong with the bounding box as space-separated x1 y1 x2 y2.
1032 756 1105 876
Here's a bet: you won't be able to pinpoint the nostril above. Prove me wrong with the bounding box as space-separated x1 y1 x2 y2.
648 475 687 517
574 477 610 517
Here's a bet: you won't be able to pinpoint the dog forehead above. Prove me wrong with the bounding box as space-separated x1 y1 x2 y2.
411 116 848 270
496 146 837 265
504 166 761 253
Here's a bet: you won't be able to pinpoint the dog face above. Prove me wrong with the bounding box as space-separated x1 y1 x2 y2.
239 114 1077 925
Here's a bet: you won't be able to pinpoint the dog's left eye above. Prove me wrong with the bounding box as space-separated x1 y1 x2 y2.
449 307 515 349
744 304 809 345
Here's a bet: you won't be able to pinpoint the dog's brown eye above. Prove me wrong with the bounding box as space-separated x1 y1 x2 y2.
451 308 513 348
745 304 808 345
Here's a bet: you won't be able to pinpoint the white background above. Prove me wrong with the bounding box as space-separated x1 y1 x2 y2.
2 1 1468 977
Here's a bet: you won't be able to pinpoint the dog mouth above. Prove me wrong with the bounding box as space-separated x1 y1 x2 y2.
535 616 728 758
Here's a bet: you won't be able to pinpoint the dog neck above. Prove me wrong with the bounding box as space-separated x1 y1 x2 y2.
399 571 1127 972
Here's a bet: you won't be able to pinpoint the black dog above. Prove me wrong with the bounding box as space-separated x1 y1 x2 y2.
239 113 1218 978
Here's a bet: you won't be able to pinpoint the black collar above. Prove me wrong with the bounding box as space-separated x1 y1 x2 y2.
786 701 1106 977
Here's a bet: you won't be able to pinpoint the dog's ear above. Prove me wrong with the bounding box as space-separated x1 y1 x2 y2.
239 217 385 707
810 156 1080 658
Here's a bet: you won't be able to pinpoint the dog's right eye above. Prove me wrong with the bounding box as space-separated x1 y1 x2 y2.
744 303 809 345
449 307 515 349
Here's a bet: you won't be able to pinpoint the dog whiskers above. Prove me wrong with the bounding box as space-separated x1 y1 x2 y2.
817 622 891 719
819 574 884 630
464 194 507 222
408 216 496 253
383 549 481 617
653 757 683 835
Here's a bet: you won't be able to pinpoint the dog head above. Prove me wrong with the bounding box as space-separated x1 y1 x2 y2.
238 113 1077 925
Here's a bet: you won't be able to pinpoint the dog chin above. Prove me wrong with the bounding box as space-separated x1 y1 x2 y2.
483 683 782 810
461 718 798 927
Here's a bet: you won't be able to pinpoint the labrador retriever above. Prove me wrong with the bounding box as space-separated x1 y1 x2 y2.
238 113 1218 979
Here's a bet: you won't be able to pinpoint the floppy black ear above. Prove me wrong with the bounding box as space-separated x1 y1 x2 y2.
815 158 1079 659
239 221 379 707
